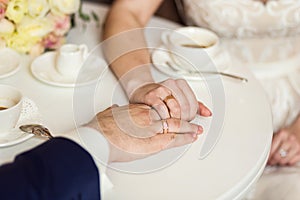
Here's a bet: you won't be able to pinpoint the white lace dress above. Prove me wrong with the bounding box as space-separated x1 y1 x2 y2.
183 0 300 132
182 0 300 199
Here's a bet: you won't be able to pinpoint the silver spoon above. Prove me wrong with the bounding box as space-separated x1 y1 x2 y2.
181 43 214 48
166 61 248 83
19 124 54 139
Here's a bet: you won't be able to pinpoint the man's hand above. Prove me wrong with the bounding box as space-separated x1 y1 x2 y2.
87 104 205 163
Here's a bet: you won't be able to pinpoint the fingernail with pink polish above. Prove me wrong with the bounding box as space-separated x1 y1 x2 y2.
207 109 212 116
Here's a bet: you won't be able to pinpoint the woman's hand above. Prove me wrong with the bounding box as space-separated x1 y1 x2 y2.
129 78 212 121
87 104 204 163
268 129 300 166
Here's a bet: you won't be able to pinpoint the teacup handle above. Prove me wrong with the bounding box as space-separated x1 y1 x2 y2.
79 44 89 59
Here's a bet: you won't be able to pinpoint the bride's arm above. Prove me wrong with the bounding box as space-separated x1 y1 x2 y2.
102 0 211 121
102 0 163 89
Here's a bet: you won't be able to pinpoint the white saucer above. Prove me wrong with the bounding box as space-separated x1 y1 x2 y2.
0 48 21 79
31 52 107 87
0 129 33 147
0 98 41 147
151 46 229 81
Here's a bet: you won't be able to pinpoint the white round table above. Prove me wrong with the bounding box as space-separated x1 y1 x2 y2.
0 2 273 200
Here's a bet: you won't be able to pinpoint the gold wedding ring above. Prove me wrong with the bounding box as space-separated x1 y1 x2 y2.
162 119 169 134
163 95 175 103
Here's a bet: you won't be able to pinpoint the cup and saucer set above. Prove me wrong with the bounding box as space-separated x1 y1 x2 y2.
0 50 39 147
151 27 231 81
0 85 44 147
31 44 107 87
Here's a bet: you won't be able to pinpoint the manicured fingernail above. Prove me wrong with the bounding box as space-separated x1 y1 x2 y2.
197 126 203 134
206 109 212 116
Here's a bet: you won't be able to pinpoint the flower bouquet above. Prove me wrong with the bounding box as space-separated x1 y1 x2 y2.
0 0 80 56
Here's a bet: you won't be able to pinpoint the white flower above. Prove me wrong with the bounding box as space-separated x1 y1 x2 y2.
0 18 15 34
49 0 80 15
28 0 50 18
5 0 28 23
17 16 53 38
2 0 76 54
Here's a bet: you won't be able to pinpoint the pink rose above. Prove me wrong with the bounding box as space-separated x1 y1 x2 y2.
0 3 7 20
42 32 65 49
47 13 71 36
0 0 8 4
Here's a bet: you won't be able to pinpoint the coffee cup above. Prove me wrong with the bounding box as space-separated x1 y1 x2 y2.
56 44 88 78
0 84 22 135
161 27 220 72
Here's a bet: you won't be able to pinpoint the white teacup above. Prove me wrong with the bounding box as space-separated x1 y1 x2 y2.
56 44 88 78
161 27 220 72
0 84 22 135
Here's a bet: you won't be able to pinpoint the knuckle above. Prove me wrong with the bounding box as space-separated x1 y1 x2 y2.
171 106 180 115
156 86 167 94
164 78 175 85
278 130 285 137
153 104 168 119
144 97 158 106
168 119 181 130
146 91 158 99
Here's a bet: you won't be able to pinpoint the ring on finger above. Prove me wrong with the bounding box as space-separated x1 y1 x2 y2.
163 95 175 103
163 95 179 118
162 119 169 134
279 148 288 158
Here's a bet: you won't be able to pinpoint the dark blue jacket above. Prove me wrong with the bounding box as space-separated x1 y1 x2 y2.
0 137 101 200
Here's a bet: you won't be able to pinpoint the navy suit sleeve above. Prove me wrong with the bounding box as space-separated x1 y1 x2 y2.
0 137 101 200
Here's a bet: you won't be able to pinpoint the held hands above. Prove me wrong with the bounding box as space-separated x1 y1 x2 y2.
129 79 212 121
87 104 204 163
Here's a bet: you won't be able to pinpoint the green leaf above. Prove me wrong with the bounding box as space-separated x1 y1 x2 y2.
78 1 90 22
79 12 90 21
91 11 99 22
